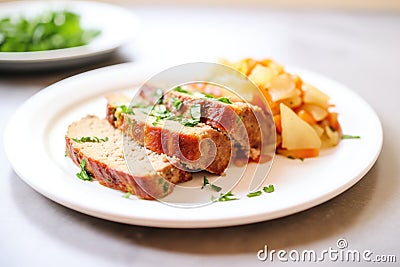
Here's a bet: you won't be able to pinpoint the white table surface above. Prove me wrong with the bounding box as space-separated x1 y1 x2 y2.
1 5 399 267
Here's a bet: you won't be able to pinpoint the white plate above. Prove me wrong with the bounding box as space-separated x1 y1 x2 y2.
4 62 382 228
0 1 139 70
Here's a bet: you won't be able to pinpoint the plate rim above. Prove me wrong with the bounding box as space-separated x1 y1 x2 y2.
4 62 383 228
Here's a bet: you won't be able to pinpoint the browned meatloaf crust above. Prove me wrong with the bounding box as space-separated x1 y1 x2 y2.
164 90 267 161
65 115 192 199
106 95 232 175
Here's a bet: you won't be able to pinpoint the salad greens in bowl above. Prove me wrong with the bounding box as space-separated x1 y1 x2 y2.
0 10 101 52
0 1 139 70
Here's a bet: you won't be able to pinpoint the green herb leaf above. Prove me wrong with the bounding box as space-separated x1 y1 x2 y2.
181 118 199 127
122 192 131 198
174 86 189 94
152 117 161 126
341 134 361 140
72 136 109 143
171 97 183 111
211 184 222 192
201 176 210 189
287 155 304 161
202 93 216 98
163 182 170 193
218 191 238 202
217 97 232 104
247 191 262 197
0 10 100 52
76 159 93 181
201 176 222 192
119 105 135 115
263 184 275 193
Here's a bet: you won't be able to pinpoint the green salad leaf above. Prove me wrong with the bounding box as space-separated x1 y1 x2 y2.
0 10 100 52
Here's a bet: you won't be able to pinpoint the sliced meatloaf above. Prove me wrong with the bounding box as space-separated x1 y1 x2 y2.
163 90 268 161
106 96 232 175
66 115 192 200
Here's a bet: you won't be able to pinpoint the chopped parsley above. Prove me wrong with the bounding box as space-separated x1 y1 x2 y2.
245 185 275 198
287 155 304 161
152 117 161 126
76 159 93 181
217 97 232 104
171 97 183 111
263 184 275 193
180 119 198 127
118 105 135 115
149 104 175 126
201 176 222 192
163 182 170 193
174 86 189 94
247 191 262 197
341 134 361 140
72 136 109 143
217 191 238 202
196 91 232 104
122 192 131 198
180 103 201 127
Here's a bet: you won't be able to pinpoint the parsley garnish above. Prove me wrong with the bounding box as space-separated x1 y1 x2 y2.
163 182 170 193
246 185 275 198
174 86 189 94
119 105 135 115
181 119 199 127
341 134 361 139
122 192 131 198
171 97 183 111
218 191 238 202
72 136 109 143
76 159 93 181
247 191 262 197
211 184 222 192
201 176 222 192
217 97 232 104
181 103 201 127
287 155 304 161
263 184 275 193
202 93 216 98
197 92 232 104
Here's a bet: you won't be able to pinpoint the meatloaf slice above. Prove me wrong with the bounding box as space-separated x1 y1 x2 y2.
106 96 232 175
66 115 192 200
164 90 268 161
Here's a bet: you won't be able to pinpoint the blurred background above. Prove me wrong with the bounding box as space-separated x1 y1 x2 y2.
54 0 400 10
1 0 400 10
